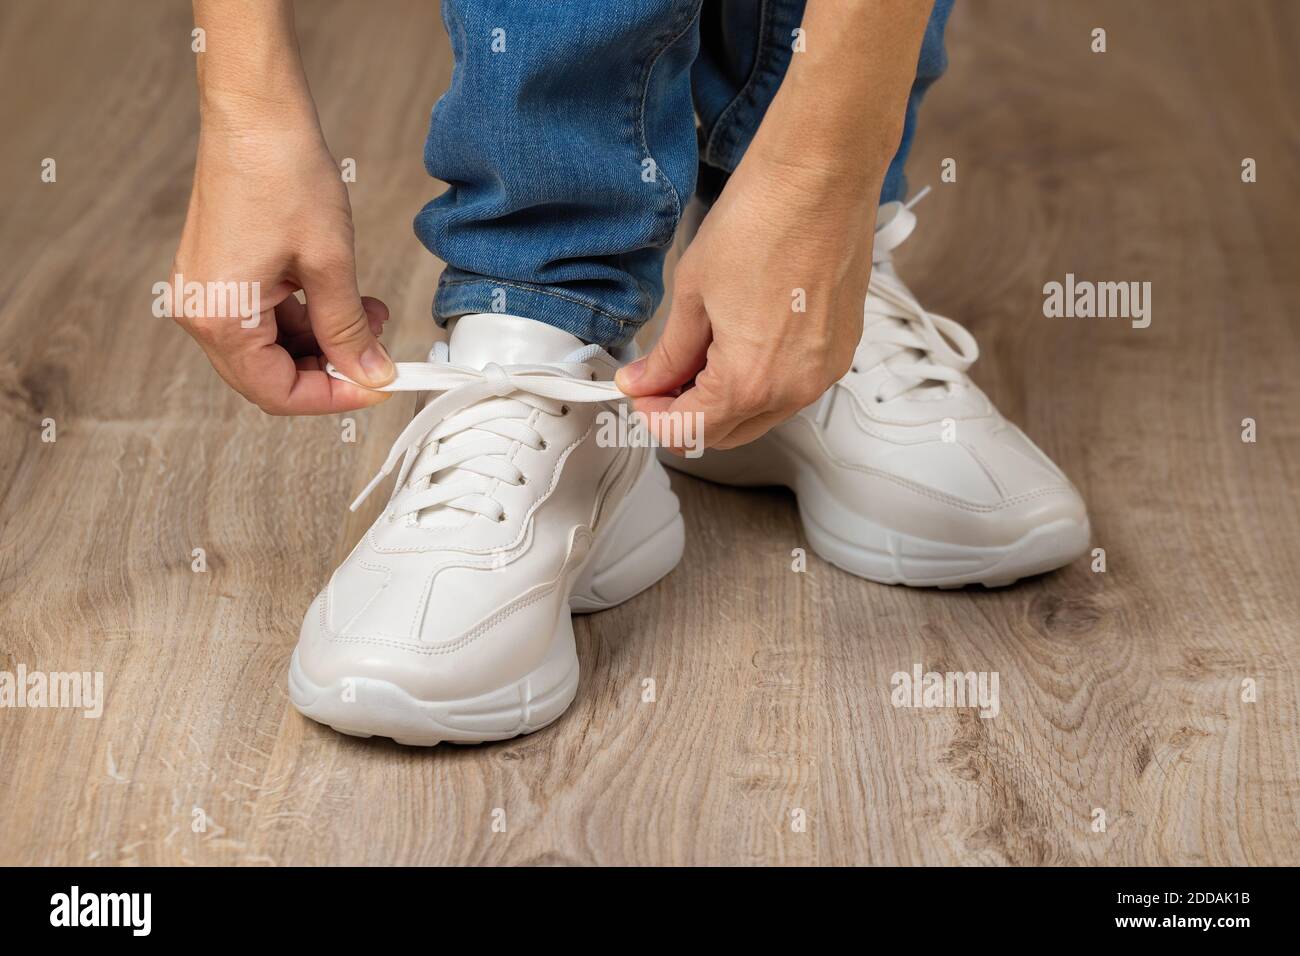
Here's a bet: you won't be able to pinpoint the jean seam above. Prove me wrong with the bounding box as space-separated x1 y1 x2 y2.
702 0 773 169
438 277 633 328
634 0 704 247
427 2 463 164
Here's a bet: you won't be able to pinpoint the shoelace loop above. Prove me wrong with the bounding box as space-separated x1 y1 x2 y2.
328 348 624 520
860 192 980 402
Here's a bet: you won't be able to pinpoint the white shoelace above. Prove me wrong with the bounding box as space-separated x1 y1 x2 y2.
335 196 972 502
858 190 980 403
328 343 622 522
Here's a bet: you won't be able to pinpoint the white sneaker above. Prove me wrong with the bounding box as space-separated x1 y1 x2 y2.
666 199 1089 588
290 313 685 745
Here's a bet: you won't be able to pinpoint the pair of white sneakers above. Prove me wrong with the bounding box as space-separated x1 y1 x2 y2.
289 202 1090 746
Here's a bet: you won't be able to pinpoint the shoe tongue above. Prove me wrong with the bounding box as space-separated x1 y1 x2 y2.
448 313 586 368
413 314 586 532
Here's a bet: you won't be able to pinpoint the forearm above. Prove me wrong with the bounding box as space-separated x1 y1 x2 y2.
748 0 933 185
192 0 317 130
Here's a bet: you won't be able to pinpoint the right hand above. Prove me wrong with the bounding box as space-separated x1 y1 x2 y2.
170 121 394 415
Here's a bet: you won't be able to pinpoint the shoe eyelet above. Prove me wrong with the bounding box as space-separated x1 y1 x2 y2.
517 476 527 486
497 513 507 523
560 405 570 416
851 366 859 374
539 439 548 451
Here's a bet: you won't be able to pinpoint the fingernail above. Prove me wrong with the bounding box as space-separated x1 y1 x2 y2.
360 342 394 386
616 357 646 390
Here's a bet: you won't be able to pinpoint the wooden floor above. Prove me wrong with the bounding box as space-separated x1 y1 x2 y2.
1 1 1297 866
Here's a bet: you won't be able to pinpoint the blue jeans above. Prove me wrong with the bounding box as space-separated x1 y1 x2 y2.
416 0 955 348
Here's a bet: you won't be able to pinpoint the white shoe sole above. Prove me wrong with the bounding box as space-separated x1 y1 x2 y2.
663 442 1088 589
289 457 684 746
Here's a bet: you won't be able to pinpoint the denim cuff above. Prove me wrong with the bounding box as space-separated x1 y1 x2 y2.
434 272 637 348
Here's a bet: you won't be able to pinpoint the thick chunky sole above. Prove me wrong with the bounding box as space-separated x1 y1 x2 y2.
289 457 684 746
663 440 1088 589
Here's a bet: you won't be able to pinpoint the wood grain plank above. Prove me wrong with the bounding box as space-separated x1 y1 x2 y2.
0 0 1295 866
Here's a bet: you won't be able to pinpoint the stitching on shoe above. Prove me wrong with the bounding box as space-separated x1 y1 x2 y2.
366 417 594 555
838 386 984 447
324 529 591 656
960 440 1011 500
783 417 1073 513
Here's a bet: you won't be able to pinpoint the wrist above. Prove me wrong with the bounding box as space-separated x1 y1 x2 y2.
746 20 911 189
197 64 317 130
743 136 888 207
747 97 900 194
199 95 320 144
193 1 317 132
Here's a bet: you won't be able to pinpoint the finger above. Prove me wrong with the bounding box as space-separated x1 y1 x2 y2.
616 288 710 396
635 362 752 454
275 294 317 357
302 257 395 388
277 294 388 358
281 366 393 415
712 409 787 449
360 296 389 337
222 339 390 415
626 394 685 457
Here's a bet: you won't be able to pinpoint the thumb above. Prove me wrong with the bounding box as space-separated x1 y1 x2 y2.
304 262 395 388
616 289 710 396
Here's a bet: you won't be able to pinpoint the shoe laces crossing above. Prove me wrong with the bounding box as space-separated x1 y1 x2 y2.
860 189 980 402
328 343 623 522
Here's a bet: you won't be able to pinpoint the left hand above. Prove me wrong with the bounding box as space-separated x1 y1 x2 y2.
616 153 880 451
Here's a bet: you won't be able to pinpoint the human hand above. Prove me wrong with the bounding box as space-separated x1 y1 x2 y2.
170 118 394 415
616 154 879 450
